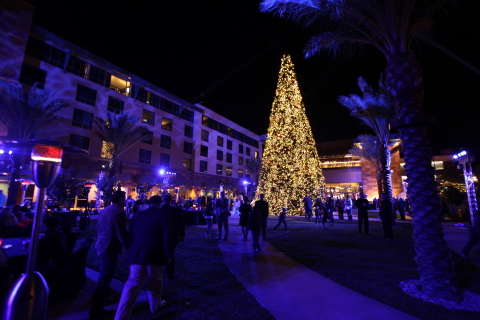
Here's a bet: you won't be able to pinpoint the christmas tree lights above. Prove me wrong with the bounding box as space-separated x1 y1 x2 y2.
257 54 324 215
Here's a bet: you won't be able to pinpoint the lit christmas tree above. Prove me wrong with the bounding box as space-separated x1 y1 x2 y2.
257 54 324 215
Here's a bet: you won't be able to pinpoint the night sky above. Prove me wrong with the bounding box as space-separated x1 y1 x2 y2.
25 0 480 156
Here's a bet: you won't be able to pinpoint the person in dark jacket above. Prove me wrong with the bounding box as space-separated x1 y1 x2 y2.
161 193 185 280
273 207 288 232
248 206 262 252
356 193 370 235
239 197 252 241
115 195 171 320
254 194 269 241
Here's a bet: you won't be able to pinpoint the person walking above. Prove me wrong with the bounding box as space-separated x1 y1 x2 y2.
314 197 324 224
215 192 230 241
125 195 135 218
90 191 128 320
356 193 370 235
203 197 214 238
345 196 353 221
336 198 345 220
396 195 406 220
325 197 335 222
114 195 171 320
304 195 313 220
248 206 262 252
239 196 252 241
255 194 269 241
273 207 288 232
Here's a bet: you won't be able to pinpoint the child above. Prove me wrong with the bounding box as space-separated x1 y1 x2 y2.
273 207 288 232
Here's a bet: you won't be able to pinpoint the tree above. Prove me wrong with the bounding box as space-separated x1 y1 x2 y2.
0 81 69 205
93 112 149 178
246 156 262 194
47 166 81 209
339 76 398 223
260 0 473 307
257 54 324 215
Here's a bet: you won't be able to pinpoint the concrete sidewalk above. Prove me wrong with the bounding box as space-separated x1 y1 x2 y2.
46 213 475 319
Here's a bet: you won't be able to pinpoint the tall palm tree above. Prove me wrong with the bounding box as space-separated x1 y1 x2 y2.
261 0 466 305
93 112 149 178
339 76 397 223
0 81 69 205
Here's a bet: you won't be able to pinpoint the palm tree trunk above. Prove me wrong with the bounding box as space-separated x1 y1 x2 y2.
386 51 461 302
380 143 396 225
6 154 23 206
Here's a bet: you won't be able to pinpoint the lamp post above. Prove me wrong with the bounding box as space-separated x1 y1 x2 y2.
1 140 86 320
158 168 176 194
453 151 478 226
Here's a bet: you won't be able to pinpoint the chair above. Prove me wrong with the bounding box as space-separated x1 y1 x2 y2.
47 237 93 301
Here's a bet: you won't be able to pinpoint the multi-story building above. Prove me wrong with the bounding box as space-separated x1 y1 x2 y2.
0 2 262 203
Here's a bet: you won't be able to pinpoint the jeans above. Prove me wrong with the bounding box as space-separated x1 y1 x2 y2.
217 216 229 239
205 218 213 236
115 264 164 320
358 211 369 233
91 251 119 315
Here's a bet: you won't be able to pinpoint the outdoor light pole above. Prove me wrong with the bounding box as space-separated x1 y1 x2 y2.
453 151 479 226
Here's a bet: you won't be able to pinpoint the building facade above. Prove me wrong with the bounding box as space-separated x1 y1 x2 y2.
0 3 262 203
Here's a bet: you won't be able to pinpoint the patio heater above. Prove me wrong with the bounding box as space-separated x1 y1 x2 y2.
453 151 479 226
1 140 86 320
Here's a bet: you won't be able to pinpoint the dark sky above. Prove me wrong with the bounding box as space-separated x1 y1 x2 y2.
25 0 480 156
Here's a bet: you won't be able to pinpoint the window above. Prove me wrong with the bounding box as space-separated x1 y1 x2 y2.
183 158 192 171
239 144 244 154
160 135 171 149
160 153 170 167
217 136 223 147
227 140 232 150
238 156 243 165
226 153 232 163
246 147 251 156
254 151 259 158
88 65 111 87
216 164 223 175
76 84 97 106
183 141 193 154
184 125 193 138
161 117 172 131
217 150 223 161
72 108 93 130
200 145 208 157
226 166 232 177
19 63 46 89
69 134 90 151
200 160 208 173
138 149 152 164
246 170 251 180
67 56 87 77
201 129 209 142
238 168 244 178
107 96 124 114
142 131 153 145
110 75 130 96
142 109 155 125
26 37 66 68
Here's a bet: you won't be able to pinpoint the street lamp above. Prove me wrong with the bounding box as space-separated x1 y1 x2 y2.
453 150 478 226
158 168 176 194
1 140 86 320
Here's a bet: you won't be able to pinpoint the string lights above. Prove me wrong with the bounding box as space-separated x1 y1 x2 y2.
257 54 324 215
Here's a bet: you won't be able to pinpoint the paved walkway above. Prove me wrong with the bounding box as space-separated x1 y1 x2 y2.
46 213 475 320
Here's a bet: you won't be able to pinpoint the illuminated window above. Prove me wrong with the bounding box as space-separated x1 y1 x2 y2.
142 109 155 125
183 158 192 171
110 75 130 96
107 96 124 114
245 170 250 180
432 161 444 170
217 136 224 147
226 166 232 177
238 168 244 178
238 156 243 165
216 164 223 175
254 151 259 158
138 149 151 164
161 117 172 131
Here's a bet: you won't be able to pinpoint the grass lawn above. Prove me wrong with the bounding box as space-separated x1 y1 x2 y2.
80 217 480 320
